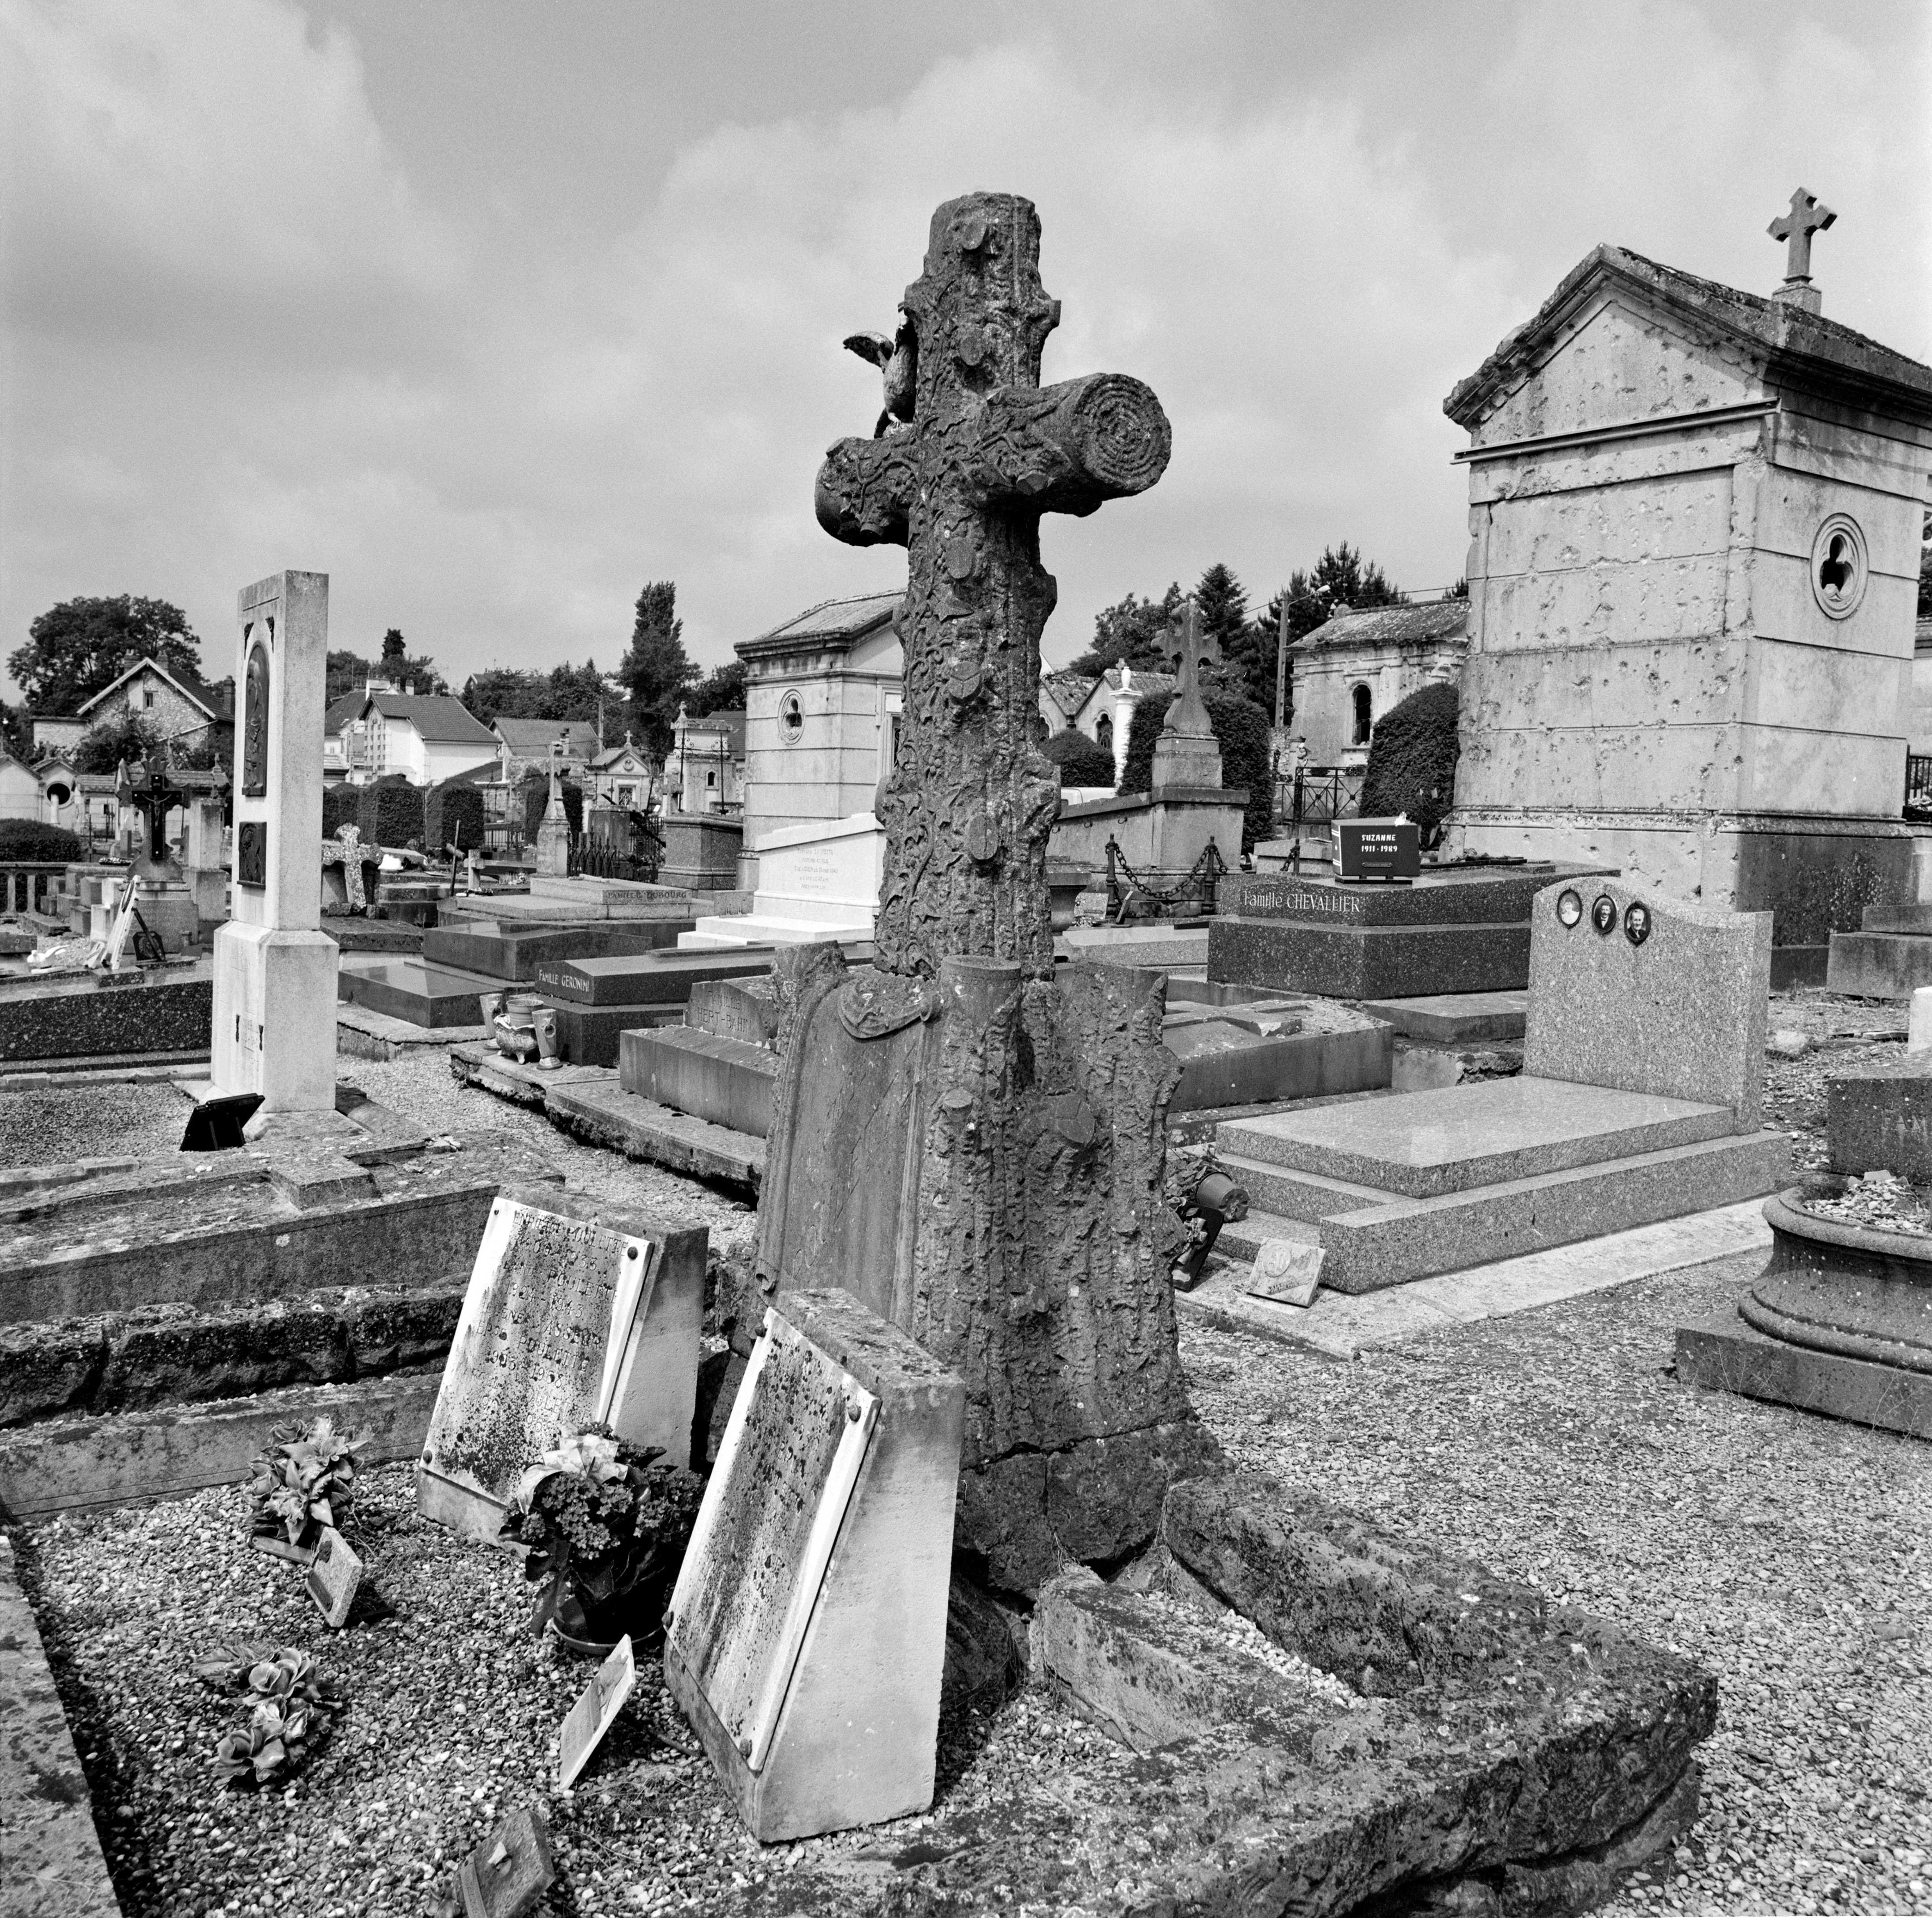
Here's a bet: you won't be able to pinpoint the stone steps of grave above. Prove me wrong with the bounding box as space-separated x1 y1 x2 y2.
1213 1208 1323 1263
1217 1130 1787 1293
1214 1151 1394 1224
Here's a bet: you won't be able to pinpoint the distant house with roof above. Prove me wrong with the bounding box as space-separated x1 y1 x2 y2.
1038 672 1097 739
1061 663 1180 786
325 686 499 787
30 657 231 765
1289 601 1468 768
491 716 597 784
735 589 904 845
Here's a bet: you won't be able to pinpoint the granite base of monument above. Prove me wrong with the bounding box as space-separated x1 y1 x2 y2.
1208 862 1613 1000
211 922 339 1112
1212 878 1783 1287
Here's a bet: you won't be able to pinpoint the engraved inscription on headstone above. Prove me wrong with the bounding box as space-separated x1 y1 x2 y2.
668 1318 867 1763
662 1287 964 1843
237 821 267 890
417 1189 703 1541
242 635 271 799
1338 818 1420 884
557 1636 636 1790
303 1526 363 1629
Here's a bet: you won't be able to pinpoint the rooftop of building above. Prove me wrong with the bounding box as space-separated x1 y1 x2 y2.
363 692 498 746
1295 600 1470 652
737 589 903 661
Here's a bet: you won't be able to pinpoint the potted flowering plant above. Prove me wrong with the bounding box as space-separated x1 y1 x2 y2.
245 1415 367 1562
498 1428 702 1653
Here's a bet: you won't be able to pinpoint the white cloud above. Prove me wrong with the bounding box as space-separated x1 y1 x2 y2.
1 0 1923 701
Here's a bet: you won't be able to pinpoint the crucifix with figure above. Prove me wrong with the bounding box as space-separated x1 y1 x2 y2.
758 193 1213 1592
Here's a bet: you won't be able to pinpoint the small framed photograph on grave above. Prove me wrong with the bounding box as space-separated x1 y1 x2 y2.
1557 888 1584 929
1591 893 1617 936
1624 901 1651 947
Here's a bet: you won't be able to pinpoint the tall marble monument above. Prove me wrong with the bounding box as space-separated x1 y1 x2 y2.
759 193 1214 1593
210 571 339 1115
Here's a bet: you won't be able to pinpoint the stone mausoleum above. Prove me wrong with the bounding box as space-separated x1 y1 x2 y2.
1289 598 1468 769
1443 227 1932 985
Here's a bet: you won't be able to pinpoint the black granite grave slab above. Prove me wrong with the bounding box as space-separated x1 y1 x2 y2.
1210 916 1532 998
422 919 695 983
534 949 773 1007
544 1000 689 1066
337 960 502 1030
1219 862 1612 928
0 968 212 1062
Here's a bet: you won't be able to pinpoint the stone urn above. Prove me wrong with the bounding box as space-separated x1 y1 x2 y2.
1741 1184 1932 1376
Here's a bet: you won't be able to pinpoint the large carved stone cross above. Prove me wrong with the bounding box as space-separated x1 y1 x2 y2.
816 192 1171 979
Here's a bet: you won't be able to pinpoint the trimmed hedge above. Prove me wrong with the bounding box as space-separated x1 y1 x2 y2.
425 776 486 856
1117 687 1273 853
1361 681 1460 835
1044 728 1116 787
0 818 83 863
362 775 424 851
322 785 360 840
521 771 583 842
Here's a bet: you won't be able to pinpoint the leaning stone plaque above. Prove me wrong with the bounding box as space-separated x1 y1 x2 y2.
455 1806 554 1918
557 1635 635 1790
416 1186 705 1541
663 1287 964 1842
303 1526 363 1629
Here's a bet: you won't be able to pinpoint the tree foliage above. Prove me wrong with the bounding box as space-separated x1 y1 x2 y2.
74 712 162 774
1043 727 1116 787
1065 582 1184 677
1361 681 1461 835
462 661 609 731
0 817 83 862
620 582 695 758
325 645 448 704
686 659 748 716
11 596 201 715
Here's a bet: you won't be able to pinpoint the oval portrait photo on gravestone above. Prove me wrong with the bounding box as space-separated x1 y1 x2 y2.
1591 894 1617 936
1624 900 1652 946
1557 888 1583 928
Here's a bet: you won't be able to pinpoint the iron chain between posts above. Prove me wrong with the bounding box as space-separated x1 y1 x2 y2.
1102 837 1224 923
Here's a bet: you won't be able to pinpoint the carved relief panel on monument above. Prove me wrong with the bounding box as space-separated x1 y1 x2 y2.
242 629 272 799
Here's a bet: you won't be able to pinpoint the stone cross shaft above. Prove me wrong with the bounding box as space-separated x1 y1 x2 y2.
816 192 1171 979
1768 186 1836 282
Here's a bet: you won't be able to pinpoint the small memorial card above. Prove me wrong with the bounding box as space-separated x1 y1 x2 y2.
303 1527 363 1630
557 1635 636 1791
456 1806 555 1918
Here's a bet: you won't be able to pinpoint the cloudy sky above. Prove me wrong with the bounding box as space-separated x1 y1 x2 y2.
3 0 1926 700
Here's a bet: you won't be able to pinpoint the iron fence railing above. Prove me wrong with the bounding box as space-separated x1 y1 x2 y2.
1101 837 1224 922
1275 765 1365 833
569 834 661 885
1907 754 1932 821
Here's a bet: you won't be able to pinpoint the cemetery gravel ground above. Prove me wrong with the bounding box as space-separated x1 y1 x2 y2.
9 1009 1930 1918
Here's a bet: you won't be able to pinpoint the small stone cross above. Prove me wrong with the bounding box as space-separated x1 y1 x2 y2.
815 192 1171 977
1768 187 1836 284
1163 598 1213 737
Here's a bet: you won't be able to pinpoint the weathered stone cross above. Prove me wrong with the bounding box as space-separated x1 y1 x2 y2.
1768 186 1836 283
816 191 1171 979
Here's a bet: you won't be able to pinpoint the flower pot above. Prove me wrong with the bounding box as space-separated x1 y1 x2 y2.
546 1620 621 1660
534 1005 562 1070
1741 1185 1932 1373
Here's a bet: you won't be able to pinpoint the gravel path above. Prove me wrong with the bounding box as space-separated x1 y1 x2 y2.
0 1078 193 1167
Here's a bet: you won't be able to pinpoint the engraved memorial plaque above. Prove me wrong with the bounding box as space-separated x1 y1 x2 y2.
241 634 271 799
455 1806 554 1918
416 1190 695 1541
557 1636 635 1790
666 1315 875 1770
1337 817 1420 884
303 1526 363 1628
236 820 267 890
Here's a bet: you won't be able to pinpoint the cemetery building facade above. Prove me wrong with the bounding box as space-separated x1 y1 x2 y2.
1444 242 1932 983
663 708 746 814
1289 599 1469 768
734 588 903 847
492 715 596 782
30 656 230 765
1063 662 1178 785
